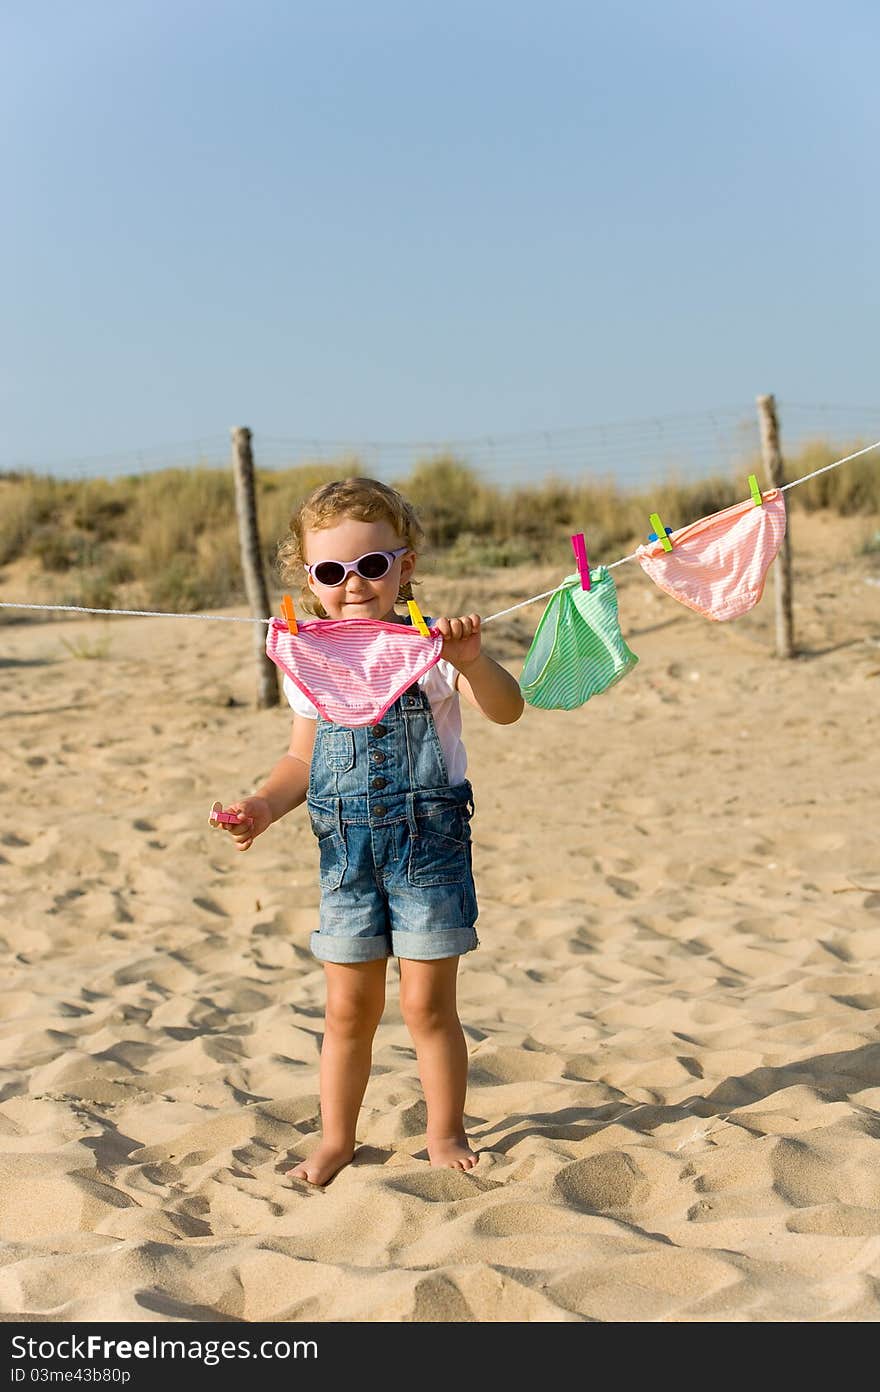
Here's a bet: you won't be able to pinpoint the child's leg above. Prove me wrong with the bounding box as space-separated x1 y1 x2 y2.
398 955 477 1170
288 958 387 1185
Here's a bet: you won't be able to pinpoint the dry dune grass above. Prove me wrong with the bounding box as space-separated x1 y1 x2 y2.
1 436 877 619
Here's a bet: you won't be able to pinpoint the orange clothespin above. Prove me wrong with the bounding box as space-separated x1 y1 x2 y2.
407 599 431 637
280 594 298 634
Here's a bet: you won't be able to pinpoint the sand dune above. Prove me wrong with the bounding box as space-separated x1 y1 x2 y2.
0 510 878 1321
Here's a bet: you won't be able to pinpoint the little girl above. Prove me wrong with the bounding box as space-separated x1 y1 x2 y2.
218 477 524 1185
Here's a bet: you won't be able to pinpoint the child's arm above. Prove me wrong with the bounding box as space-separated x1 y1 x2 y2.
220 716 317 852
435 614 524 725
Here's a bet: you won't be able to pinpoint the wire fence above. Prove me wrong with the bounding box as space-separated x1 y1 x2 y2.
6 402 880 491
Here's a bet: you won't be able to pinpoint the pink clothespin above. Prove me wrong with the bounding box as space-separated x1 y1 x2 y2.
209 800 242 828
571 533 591 591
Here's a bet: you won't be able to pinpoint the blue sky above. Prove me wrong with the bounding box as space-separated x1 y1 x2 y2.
2 1 878 476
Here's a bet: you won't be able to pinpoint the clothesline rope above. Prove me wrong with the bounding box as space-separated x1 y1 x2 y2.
1 439 877 626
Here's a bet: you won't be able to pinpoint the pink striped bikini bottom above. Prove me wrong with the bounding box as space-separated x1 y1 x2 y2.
636 490 787 621
266 617 444 726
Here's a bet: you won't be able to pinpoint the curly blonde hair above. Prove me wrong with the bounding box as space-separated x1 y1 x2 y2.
276 476 425 618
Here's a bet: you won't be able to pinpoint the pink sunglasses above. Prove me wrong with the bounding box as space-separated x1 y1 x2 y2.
304 546 409 588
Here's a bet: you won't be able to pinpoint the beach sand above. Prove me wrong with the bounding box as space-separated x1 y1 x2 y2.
1 509 879 1322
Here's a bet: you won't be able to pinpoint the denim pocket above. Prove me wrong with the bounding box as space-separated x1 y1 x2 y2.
320 728 355 773
308 800 347 891
407 794 471 886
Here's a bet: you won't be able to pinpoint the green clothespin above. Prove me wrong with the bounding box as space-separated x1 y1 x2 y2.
649 513 674 552
748 474 763 507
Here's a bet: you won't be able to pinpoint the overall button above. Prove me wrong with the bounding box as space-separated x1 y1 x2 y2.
371 724 387 738
371 776 388 790
372 804 387 818
371 750 386 764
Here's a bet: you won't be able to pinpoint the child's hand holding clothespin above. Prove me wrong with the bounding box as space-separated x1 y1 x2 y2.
434 613 482 673
209 798 270 852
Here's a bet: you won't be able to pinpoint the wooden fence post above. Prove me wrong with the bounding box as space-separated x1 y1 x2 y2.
756 394 795 659
231 426 279 707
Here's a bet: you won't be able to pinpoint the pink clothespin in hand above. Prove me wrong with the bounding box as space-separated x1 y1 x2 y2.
209 800 242 828
571 533 591 591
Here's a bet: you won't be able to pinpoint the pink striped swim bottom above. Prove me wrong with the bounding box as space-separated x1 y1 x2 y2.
636 489 787 621
266 616 444 725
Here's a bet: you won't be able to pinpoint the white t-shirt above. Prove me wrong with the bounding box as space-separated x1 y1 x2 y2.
283 656 468 786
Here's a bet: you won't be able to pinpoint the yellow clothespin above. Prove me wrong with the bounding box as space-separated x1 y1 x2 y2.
748 474 763 507
280 594 298 633
407 599 431 637
649 513 674 552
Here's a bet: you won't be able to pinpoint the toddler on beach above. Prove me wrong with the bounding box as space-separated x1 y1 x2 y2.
217 477 524 1185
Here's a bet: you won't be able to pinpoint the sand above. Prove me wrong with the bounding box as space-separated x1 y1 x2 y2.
0 509 879 1322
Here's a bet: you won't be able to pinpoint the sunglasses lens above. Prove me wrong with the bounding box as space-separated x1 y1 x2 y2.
357 552 392 579
312 561 346 586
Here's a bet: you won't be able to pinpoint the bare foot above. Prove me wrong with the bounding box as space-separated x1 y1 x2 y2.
287 1142 354 1186
427 1134 478 1170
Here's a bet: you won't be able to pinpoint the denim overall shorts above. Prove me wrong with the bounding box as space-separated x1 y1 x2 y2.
306 681 479 964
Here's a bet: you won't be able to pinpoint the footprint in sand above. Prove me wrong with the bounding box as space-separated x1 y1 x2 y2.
192 896 228 917
385 1170 490 1202
411 1274 475 1322
555 1152 649 1215
786 1204 880 1237
605 876 640 899
475 1201 590 1237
